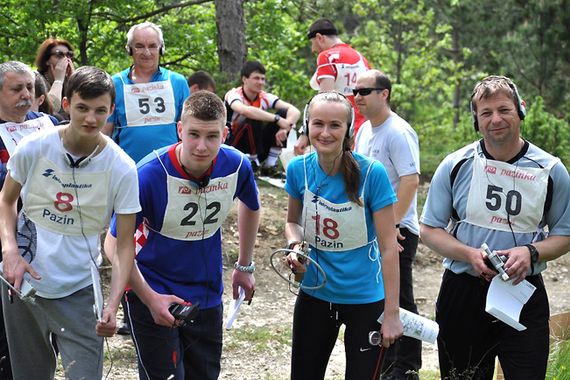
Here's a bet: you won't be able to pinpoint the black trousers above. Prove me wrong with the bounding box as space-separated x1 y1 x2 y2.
123 291 223 380
227 109 288 162
382 228 422 376
436 270 549 380
291 291 386 380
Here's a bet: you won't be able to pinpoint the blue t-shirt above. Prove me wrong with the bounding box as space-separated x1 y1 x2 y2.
110 144 259 308
107 66 190 163
285 151 396 304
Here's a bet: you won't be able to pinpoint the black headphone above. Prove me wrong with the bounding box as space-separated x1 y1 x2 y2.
302 92 355 139
64 144 100 169
126 45 165 56
471 76 526 132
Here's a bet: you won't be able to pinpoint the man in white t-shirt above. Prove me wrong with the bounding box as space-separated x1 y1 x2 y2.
0 66 140 379
354 69 421 379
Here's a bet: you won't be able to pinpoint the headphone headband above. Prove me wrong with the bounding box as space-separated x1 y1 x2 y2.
470 76 526 132
302 92 355 140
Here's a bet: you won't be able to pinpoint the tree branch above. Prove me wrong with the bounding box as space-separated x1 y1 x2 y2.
92 0 211 23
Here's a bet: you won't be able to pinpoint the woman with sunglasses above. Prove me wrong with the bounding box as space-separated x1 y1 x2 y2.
284 91 403 380
35 38 75 118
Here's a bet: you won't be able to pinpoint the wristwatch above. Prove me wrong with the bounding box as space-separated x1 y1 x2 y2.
234 261 256 273
274 114 281 123
525 244 539 263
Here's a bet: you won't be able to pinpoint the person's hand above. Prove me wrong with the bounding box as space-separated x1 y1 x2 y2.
96 306 118 337
232 270 255 303
275 128 289 147
380 310 403 348
294 134 309 156
53 58 73 82
2 249 41 291
498 246 532 285
286 245 308 275
472 247 501 282
146 292 186 327
396 226 405 253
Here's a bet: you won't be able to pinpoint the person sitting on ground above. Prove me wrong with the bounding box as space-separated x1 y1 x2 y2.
225 60 300 175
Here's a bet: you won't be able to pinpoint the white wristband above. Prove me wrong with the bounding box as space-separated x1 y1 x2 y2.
52 80 63 85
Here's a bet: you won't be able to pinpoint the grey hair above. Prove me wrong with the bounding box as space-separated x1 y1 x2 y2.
126 22 165 50
0 61 34 90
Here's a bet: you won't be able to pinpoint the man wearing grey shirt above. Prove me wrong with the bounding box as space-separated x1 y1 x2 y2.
420 76 570 379
354 69 421 380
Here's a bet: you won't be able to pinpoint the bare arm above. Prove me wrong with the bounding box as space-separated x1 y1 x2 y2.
318 78 335 92
420 223 496 279
231 101 282 124
232 201 260 301
47 58 74 111
274 100 301 127
0 174 40 288
97 213 136 335
373 205 403 347
284 195 304 243
394 174 419 224
103 229 182 327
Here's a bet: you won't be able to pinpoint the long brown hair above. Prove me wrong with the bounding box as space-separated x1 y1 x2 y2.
307 92 362 206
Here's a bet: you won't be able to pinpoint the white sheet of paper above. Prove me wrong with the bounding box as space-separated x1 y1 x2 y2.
378 307 439 344
485 275 536 331
91 264 104 322
225 287 246 330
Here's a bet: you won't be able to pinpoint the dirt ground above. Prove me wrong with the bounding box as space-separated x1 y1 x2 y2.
97 181 570 379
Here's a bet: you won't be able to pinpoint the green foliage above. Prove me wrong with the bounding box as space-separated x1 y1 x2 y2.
523 97 570 166
0 0 569 176
547 339 570 380
243 0 313 109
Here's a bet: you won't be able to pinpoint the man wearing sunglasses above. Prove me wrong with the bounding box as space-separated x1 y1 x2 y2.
354 70 421 380
103 22 190 164
294 18 371 155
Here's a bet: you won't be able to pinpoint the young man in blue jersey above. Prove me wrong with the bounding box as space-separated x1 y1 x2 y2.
105 90 260 380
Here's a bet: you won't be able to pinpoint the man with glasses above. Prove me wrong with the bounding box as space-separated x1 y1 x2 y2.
104 21 190 163
294 18 371 155
354 70 421 380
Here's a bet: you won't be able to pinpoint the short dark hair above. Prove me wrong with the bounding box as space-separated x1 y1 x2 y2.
181 90 226 123
64 66 115 105
307 18 338 40
240 61 266 78
371 70 392 103
187 70 216 92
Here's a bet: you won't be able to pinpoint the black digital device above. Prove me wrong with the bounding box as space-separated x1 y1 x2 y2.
481 243 509 281
169 302 200 325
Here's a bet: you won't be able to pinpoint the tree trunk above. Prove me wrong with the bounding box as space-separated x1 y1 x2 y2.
215 0 246 81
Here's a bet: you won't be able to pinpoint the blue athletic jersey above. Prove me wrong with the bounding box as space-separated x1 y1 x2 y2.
110 143 259 308
107 67 190 163
285 152 396 304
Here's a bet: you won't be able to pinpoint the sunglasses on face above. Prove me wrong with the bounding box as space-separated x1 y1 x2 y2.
352 87 385 96
51 50 74 59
